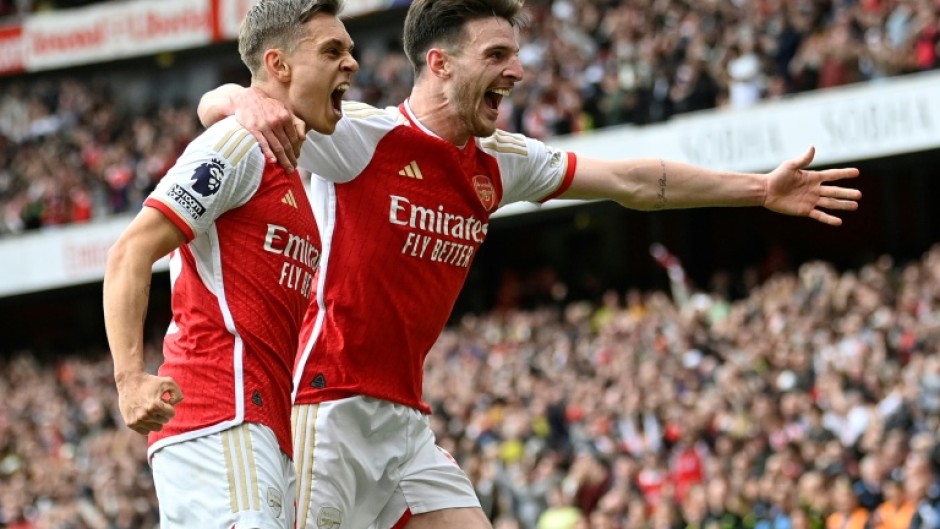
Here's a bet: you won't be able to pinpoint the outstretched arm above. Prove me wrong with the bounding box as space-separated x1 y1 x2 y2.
562 147 860 226
103 207 185 435
198 84 304 172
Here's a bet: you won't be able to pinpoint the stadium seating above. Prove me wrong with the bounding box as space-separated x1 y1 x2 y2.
2 245 939 528
1 1 939 527
0 0 937 234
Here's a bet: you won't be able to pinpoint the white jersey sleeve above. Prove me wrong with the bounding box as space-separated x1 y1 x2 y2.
147 116 264 240
297 102 398 184
478 130 576 207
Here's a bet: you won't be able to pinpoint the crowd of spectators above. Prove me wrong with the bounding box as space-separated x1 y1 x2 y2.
0 343 165 528
0 0 100 18
1 242 939 528
2 1 940 528
0 79 200 235
422 243 940 529
1 0 938 235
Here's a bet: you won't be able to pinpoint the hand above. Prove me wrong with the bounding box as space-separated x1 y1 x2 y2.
233 87 304 172
116 372 183 435
763 146 861 226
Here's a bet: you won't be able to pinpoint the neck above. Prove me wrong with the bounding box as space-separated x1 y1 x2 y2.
407 80 470 146
253 81 309 133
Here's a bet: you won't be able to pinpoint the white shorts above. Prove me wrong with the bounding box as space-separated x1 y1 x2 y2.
151 423 296 529
292 397 480 529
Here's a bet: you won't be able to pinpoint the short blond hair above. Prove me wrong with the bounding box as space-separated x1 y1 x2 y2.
239 0 343 78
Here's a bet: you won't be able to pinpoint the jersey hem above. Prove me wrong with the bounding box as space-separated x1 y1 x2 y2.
293 389 432 415
147 418 293 463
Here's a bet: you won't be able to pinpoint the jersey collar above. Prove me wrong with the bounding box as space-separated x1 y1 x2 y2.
399 99 470 150
400 99 440 138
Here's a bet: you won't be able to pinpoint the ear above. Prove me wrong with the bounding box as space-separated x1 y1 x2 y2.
262 48 292 82
426 48 450 79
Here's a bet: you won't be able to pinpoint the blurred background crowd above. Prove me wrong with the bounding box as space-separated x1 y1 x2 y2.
0 0 99 18
1 242 939 528
0 0 938 235
1 0 940 528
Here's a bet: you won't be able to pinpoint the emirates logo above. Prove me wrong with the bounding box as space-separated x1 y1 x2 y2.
472 175 496 211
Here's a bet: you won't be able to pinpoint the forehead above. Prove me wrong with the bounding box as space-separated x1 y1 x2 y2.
460 17 518 51
300 12 352 44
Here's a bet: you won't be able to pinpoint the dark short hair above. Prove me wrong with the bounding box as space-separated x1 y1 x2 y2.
403 0 525 75
239 0 343 77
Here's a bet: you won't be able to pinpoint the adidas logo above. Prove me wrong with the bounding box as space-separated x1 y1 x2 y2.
398 160 424 180
282 189 298 208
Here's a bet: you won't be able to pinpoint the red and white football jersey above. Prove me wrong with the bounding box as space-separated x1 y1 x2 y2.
293 100 576 412
144 116 319 458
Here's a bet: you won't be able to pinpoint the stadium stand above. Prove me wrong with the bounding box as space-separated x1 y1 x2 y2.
0 0 937 234
0 0 103 18
1 245 939 528
1 0 939 528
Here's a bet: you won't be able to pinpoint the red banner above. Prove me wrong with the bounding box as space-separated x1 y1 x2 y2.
0 25 24 75
22 0 213 71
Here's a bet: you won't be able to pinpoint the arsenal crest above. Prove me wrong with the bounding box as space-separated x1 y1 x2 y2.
472 175 497 211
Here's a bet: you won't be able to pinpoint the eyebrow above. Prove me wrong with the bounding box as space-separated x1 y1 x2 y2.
482 42 518 55
296 35 353 52
318 37 354 51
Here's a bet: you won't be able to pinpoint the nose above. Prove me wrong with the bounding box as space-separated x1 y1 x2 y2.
505 54 523 82
343 53 359 73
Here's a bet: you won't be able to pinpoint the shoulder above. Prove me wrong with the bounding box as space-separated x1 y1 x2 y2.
340 101 405 126
190 116 263 169
477 129 531 157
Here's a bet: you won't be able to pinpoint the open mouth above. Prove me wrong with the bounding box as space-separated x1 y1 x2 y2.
484 87 511 111
331 83 350 113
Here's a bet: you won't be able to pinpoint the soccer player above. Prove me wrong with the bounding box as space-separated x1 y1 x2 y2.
198 1 861 528
102 1 357 528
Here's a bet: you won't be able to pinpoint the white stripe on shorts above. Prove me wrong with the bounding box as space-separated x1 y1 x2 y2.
292 404 321 526
221 424 262 512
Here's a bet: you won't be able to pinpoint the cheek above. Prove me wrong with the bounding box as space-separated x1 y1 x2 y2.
300 69 329 99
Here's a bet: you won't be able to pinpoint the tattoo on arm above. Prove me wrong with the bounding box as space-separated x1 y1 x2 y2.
654 159 667 209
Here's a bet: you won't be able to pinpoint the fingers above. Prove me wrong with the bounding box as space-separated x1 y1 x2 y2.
160 378 184 405
125 407 173 435
267 123 298 172
809 209 843 226
251 122 295 172
125 406 174 434
816 196 859 211
121 377 182 435
817 167 860 182
810 185 860 225
291 116 306 156
789 146 816 169
820 185 862 199
233 88 299 172
130 423 154 436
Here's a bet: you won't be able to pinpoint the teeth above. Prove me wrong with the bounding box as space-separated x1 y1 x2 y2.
335 83 349 93
489 88 511 96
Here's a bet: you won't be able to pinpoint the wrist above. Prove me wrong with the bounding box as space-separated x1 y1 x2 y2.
114 363 146 385
752 172 770 208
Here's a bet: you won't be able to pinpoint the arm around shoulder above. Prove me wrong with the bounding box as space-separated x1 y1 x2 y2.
197 83 249 128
